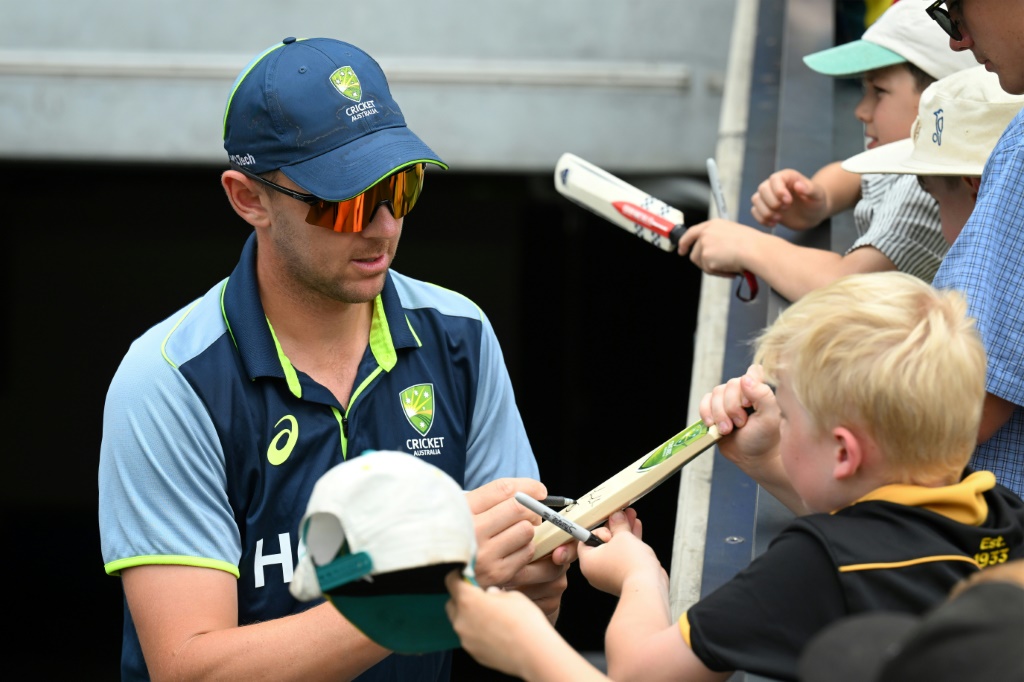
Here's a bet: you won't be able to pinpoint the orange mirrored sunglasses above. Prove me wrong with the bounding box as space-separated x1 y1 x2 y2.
232 163 426 232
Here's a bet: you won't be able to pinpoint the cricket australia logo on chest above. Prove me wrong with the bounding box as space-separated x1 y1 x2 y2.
401 383 446 456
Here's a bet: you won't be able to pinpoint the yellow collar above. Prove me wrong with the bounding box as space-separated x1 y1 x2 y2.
847 471 995 526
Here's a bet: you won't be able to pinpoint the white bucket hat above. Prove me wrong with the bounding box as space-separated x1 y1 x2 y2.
842 65 1024 176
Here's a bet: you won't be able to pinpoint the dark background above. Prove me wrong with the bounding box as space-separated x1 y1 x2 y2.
6 161 704 679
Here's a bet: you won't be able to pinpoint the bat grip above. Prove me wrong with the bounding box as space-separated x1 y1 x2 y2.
669 224 686 249
737 271 759 302
668 223 758 302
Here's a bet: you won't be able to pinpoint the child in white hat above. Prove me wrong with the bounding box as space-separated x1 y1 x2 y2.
843 65 1024 245
677 0 976 302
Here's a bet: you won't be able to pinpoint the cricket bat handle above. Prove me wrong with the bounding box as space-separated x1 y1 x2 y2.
667 224 686 250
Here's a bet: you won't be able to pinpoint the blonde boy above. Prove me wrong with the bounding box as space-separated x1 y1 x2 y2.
447 272 1024 682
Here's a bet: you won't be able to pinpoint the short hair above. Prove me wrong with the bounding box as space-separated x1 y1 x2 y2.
905 62 935 93
753 272 985 479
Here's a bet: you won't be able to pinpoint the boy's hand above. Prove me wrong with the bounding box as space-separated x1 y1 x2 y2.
445 571 549 679
676 219 758 278
750 168 827 229
699 365 781 471
578 509 665 597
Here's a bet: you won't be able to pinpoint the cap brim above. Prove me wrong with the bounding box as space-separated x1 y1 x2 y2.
842 139 916 175
325 562 465 654
280 125 447 201
842 139 983 176
798 612 919 682
803 40 905 77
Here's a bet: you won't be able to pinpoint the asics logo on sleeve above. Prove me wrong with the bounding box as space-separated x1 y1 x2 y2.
268 415 299 465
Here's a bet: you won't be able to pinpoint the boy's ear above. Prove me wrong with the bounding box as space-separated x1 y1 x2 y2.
831 426 864 480
222 170 272 229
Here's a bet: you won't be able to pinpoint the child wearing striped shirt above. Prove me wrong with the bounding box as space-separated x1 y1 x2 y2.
676 0 976 302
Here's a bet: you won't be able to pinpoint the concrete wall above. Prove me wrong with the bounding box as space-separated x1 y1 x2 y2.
0 0 736 173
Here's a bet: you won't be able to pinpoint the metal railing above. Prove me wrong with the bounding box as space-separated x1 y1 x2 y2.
673 1 849 678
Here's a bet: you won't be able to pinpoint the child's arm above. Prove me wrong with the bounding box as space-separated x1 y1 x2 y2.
677 219 895 303
444 572 609 682
751 161 861 229
699 365 809 515
580 513 731 682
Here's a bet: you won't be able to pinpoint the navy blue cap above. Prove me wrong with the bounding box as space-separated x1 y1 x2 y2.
223 37 446 201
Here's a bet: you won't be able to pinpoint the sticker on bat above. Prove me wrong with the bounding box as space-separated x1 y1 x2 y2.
638 421 711 470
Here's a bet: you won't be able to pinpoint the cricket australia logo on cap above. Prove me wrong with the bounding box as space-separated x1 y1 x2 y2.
401 384 446 456
330 66 363 102
330 66 381 122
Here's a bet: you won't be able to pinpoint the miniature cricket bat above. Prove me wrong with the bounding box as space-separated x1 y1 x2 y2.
531 417 724 560
554 152 686 252
554 152 759 301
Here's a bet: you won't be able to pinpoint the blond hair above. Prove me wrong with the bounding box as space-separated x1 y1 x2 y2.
753 272 985 478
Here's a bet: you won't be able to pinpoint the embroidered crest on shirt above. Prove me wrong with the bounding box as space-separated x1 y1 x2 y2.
401 384 434 436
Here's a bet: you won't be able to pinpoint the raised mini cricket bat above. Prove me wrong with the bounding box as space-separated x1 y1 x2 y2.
554 152 758 301
554 152 686 252
531 417 724 560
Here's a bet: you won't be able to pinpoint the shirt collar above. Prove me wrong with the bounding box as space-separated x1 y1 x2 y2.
847 470 996 526
222 233 420 383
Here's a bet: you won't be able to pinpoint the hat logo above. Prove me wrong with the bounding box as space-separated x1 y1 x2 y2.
932 108 944 145
330 66 362 103
639 420 709 470
401 384 434 436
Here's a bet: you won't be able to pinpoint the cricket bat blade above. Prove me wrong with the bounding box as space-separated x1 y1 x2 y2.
554 152 685 252
531 417 723 560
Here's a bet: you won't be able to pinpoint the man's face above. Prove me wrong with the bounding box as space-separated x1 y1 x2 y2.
258 174 404 306
944 0 1024 94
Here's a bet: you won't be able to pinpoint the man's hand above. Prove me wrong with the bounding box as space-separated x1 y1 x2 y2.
465 478 573 623
503 553 570 624
465 477 545 588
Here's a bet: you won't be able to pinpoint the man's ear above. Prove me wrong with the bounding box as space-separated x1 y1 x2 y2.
222 170 272 228
962 175 981 201
831 426 864 480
